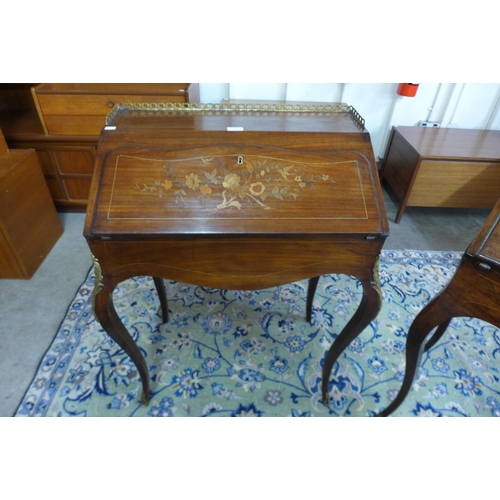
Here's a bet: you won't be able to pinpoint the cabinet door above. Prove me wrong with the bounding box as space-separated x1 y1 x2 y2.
34 150 66 201
52 149 95 175
29 144 96 209
50 147 96 206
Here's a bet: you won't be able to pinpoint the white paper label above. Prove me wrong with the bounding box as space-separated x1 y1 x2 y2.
227 127 244 132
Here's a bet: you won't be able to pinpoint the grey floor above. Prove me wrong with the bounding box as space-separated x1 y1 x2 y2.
0 184 491 417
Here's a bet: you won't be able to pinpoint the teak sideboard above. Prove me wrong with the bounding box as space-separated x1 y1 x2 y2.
0 84 199 211
380 126 500 223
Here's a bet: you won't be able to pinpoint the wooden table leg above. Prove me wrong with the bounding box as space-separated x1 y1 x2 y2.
153 277 169 323
377 297 452 417
423 318 452 352
377 255 500 416
306 276 320 323
395 201 407 224
321 267 383 405
92 273 151 405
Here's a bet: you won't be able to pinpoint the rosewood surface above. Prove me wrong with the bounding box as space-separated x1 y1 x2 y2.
84 104 389 406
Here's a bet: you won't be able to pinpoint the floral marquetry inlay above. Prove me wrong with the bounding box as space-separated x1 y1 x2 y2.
104 147 371 226
134 155 337 211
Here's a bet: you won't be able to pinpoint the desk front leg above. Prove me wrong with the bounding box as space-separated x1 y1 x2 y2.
378 257 500 417
91 256 151 405
321 258 383 405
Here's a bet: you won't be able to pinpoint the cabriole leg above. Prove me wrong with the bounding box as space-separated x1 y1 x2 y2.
153 276 169 323
91 256 150 404
377 301 452 417
306 276 320 323
322 268 382 405
423 319 451 352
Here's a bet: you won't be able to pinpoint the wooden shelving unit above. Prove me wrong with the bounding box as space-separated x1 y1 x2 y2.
0 83 200 212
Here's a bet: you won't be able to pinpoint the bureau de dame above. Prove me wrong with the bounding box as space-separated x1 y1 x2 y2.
84 102 389 405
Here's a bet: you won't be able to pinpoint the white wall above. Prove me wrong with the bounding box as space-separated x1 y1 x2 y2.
198 83 500 160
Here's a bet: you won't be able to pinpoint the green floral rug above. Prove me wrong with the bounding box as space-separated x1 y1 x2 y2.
15 250 500 417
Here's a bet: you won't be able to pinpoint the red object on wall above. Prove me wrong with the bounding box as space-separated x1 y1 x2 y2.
397 83 419 97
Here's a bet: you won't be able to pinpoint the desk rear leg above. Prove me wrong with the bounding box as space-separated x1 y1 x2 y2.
306 276 320 323
153 277 169 323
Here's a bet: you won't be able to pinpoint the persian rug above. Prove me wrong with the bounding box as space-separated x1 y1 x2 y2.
15 250 500 417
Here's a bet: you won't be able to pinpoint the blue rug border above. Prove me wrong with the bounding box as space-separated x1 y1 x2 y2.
12 265 94 416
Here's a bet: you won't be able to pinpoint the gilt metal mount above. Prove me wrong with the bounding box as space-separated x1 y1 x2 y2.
90 253 104 317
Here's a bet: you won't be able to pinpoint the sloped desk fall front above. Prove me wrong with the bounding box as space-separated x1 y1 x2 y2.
84 103 389 406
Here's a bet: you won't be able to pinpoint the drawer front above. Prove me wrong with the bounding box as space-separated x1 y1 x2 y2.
408 159 500 208
44 116 109 135
98 237 382 290
37 94 186 116
37 94 187 135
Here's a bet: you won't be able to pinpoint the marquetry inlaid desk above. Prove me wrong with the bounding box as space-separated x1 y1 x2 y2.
84 102 389 405
379 196 500 416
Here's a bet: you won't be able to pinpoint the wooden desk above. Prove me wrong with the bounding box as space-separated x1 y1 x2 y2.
380 126 500 223
379 197 500 416
84 102 389 405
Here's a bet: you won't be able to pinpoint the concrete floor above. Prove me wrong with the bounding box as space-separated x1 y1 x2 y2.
0 184 491 417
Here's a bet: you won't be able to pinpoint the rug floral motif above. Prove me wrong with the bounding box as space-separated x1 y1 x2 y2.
15 250 500 417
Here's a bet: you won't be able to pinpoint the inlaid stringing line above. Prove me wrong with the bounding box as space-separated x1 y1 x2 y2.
106 154 369 220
